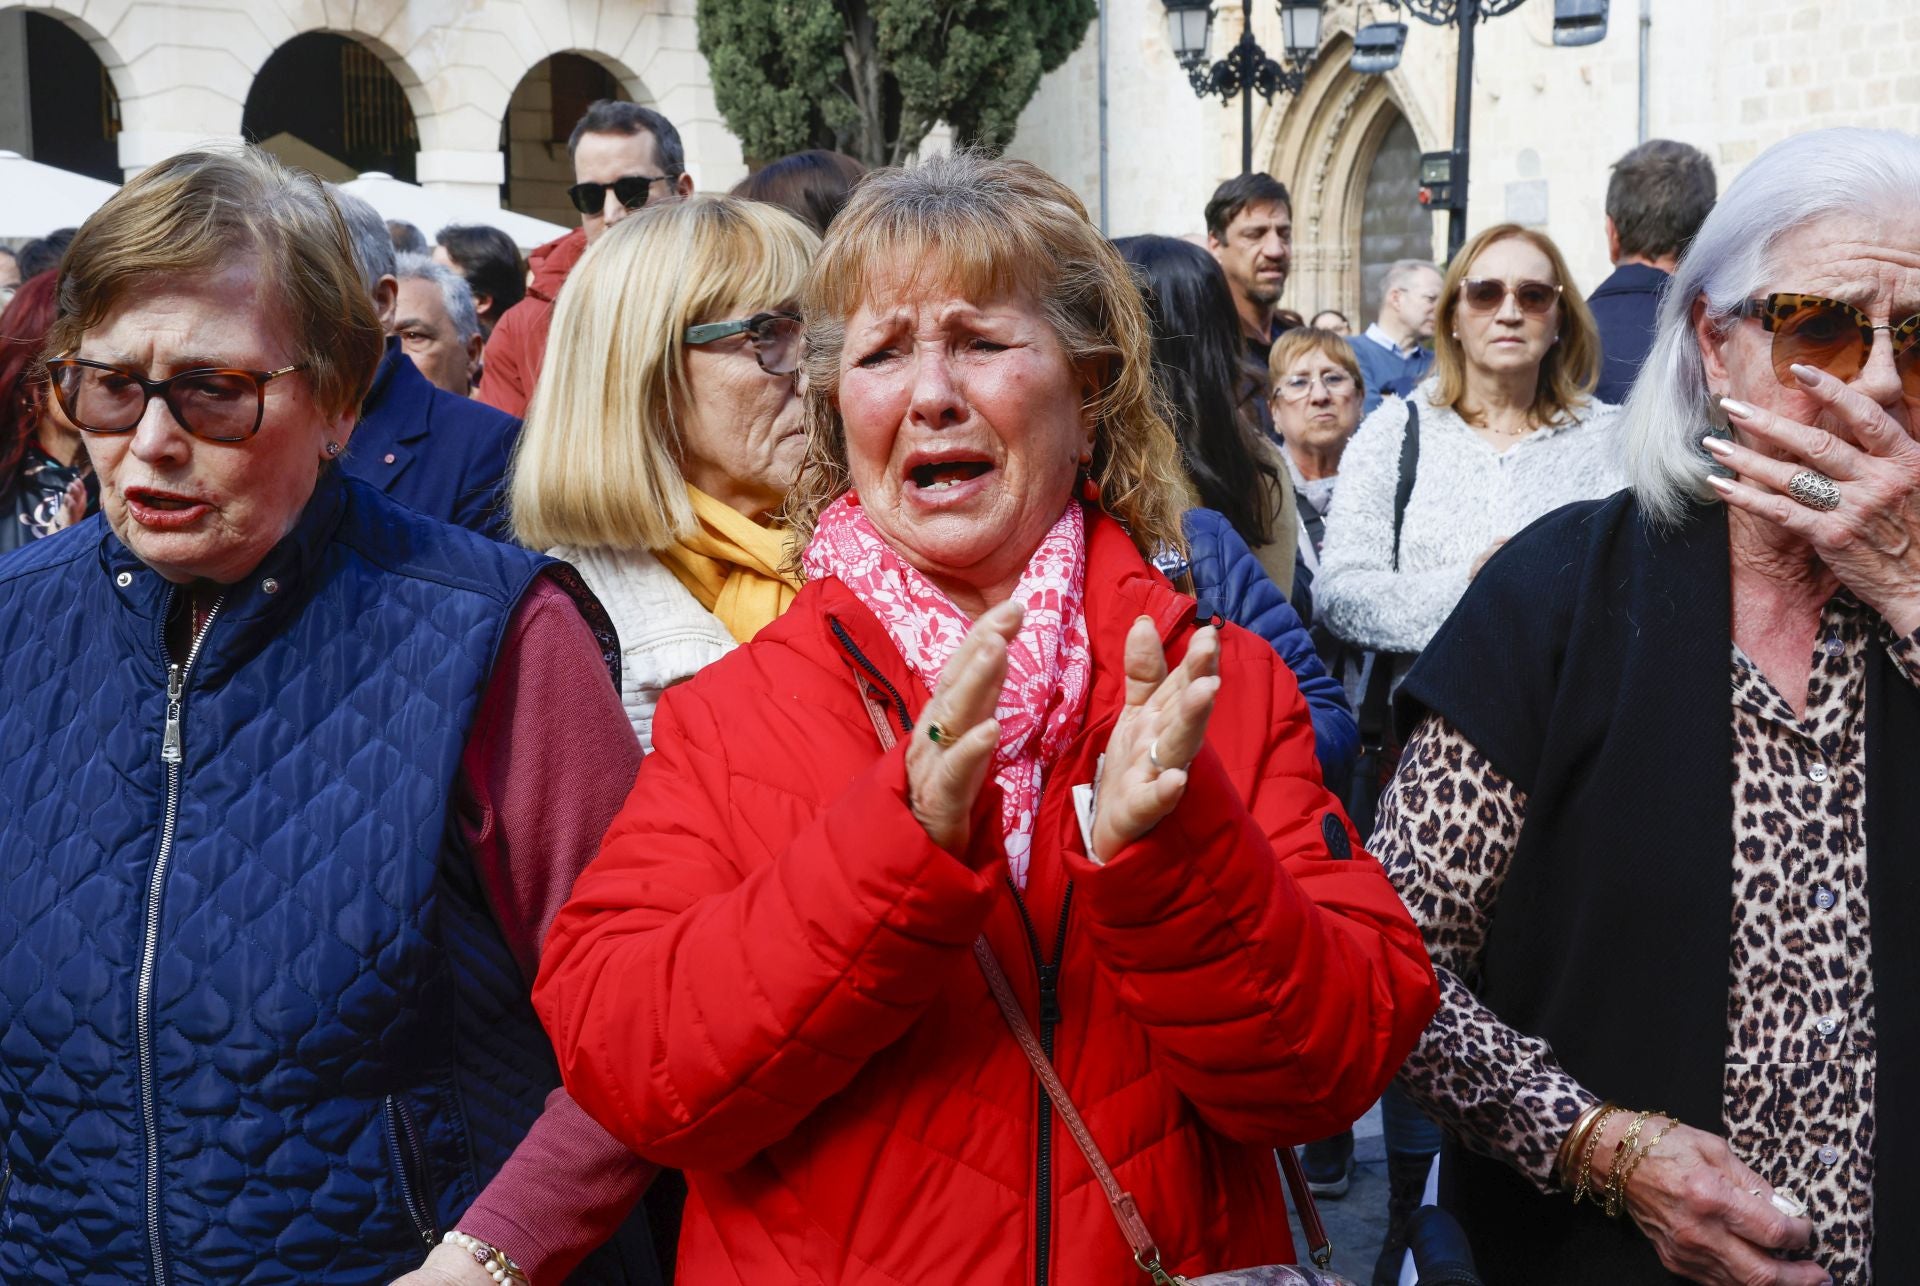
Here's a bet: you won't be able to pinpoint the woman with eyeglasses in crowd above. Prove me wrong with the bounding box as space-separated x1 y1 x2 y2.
1375 127 1920 1286
510 194 819 753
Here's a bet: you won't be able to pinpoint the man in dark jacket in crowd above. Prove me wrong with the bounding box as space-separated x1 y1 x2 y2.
477 100 694 416
1588 139 1716 404
330 188 522 539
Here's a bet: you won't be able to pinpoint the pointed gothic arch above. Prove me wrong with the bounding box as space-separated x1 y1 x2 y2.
1259 33 1443 322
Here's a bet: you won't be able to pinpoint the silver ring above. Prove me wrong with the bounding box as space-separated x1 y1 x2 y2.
1147 739 1167 773
1786 469 1841 512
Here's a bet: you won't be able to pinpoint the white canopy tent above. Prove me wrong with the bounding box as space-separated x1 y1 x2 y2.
338 172 569 252
1 151 120 239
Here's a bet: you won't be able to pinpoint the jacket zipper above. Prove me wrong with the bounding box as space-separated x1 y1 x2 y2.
1008 876 1074 1286
384 1095 439 1248
829 618 913 735
137 590 224 1286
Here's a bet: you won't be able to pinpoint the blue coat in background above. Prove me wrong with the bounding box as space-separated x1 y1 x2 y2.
1164 507 1358 784
1587 262 1669 405
1349 329 1433 420
344 338 522 540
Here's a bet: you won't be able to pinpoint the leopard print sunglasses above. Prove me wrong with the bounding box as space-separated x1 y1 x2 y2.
1734 292 1920 393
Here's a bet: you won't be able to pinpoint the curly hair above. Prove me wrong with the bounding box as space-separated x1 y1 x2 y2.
785 150 1193 565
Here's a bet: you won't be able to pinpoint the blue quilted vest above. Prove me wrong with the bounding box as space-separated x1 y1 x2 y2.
0 473 607 1284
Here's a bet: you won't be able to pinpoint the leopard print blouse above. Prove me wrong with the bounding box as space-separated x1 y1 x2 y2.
1375 593 1915 1284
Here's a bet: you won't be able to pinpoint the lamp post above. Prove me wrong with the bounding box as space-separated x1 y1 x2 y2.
1351 0 1610 260
1162 0 1325 175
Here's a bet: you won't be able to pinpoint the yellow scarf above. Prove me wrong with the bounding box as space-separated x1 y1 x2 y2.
657 486 801 642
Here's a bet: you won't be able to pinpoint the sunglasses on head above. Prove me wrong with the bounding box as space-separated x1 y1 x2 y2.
1459 278 1562 315
566 173 675 216
1735 292 1920 394
683 312 804 377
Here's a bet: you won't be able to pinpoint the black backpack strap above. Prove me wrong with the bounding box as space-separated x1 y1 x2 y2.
1390 399 1420 573
1348 400 1422 838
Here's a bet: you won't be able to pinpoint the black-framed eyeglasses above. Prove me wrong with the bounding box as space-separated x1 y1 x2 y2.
683 312 804 377
567 173 676 216
45 358 308 443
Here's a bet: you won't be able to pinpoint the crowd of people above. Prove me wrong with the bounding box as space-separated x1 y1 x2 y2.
0 85 1910 1286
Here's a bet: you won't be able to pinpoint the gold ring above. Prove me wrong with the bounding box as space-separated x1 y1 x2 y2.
926 721 950 746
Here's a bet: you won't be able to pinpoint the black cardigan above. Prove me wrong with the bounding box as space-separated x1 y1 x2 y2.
1397 492 1919 1285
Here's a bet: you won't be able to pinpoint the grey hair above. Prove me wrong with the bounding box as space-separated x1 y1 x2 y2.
324 185 398 297
394 251 481 344
1382 258 1439 294
1622 128 1920 527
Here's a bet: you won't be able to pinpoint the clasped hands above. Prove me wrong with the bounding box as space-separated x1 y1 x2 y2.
906 601 1221 862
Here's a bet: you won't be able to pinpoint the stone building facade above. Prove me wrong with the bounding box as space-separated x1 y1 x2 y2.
5 0 1919 305
1010 0 1920 322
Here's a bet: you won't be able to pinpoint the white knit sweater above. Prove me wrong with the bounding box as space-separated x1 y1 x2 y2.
1316 379 1625 655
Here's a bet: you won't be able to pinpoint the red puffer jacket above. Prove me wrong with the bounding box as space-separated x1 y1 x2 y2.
475 226 587 417
536 514 1439 1285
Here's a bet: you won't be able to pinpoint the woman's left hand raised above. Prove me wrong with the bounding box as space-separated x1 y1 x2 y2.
1089 616 1221 863
1709 366 1920 634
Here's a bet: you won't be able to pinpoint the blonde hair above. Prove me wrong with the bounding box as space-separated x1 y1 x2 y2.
1430 223 1600 426
48 146 384 421
785 150 1194 561
510 195 819 551
1267 326 1364 395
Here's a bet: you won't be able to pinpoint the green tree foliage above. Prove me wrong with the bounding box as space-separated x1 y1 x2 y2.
697 0 1097 169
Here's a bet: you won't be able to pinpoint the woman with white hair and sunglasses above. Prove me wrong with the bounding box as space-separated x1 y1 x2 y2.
1377 127 1920 1285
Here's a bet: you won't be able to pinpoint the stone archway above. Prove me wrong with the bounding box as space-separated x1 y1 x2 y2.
243 30 426 183
1260 33 1443 323
0 4 133 181
500 50 649 225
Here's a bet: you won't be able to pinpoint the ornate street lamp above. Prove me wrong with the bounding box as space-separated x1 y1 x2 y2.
1160 1 1326 174
1349 0 1610 258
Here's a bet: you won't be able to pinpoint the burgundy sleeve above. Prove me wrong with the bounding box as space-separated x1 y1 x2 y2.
452 575 657 1281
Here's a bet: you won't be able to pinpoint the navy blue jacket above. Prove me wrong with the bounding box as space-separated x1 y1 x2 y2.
0 474 630 1284
1587 262 1669 405
1350 330 1434 419
344 338 522 539
1164 508 1357 782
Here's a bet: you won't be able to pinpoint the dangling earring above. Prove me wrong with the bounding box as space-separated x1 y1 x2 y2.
325 441 343 458
1078 465 1101 504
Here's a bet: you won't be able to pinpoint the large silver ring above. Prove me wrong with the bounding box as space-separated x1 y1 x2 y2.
1147 739 1167 773
1786 469 1841 512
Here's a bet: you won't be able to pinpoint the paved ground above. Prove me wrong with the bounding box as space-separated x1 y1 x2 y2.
1284 1103 1392 1284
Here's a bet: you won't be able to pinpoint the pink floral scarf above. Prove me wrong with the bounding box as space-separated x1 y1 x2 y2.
804 495 1093 887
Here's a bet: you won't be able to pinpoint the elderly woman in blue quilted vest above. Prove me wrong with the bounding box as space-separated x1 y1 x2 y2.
0 148 659 1284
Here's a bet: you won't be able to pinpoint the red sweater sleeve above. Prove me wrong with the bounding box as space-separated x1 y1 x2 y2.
533 681 1002 1172
1063 631 1440 1145
451 576 657 1281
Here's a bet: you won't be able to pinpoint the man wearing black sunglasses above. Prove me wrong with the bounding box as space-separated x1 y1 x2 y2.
478 100 694 418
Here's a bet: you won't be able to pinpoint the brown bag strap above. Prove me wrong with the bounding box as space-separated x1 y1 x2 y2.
855 685 1333 1272
972 935 1164 1267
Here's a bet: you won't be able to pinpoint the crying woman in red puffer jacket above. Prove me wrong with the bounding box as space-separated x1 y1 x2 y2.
534 151 1440 1286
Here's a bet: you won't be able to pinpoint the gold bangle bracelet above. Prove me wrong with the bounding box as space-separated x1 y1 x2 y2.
1556 1101 1612 1192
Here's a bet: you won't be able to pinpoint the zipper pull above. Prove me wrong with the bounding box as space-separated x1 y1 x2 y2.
161 664 184 765
1037 962 1062 1028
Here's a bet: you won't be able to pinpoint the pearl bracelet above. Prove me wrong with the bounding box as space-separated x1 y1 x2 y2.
443 1230 531 1285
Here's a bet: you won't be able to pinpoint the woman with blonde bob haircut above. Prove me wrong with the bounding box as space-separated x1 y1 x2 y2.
536 149 1438 1284
510 193 820 749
